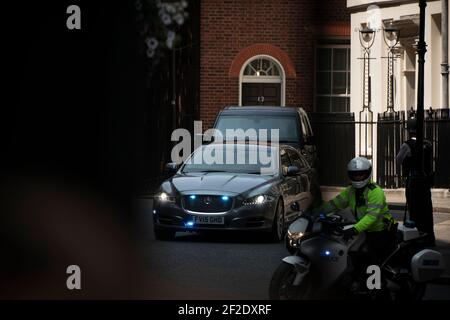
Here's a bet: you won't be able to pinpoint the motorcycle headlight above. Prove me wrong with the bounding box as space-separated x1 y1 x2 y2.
287 230 304 241
242 194 275 206
157 192 176 203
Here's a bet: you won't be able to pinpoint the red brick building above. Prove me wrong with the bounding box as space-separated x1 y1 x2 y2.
199 0 351 128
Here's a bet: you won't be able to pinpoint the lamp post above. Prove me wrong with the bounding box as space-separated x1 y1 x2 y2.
359 26 376 109
358 26 376 159
408 0 435 245
383 24 400 113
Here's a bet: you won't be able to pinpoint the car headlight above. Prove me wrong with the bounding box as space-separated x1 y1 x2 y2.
242 194 275 205
157 192 176 203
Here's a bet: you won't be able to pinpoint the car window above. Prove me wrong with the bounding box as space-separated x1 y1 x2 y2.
214 115 301 143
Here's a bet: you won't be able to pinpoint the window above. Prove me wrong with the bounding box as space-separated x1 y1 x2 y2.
315 46 351 112
243 58 281 76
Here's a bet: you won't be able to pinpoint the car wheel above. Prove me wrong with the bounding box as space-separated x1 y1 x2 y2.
154 228 176 241
270 199 285 242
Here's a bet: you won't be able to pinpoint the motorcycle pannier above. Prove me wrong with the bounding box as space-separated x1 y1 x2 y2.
411 249 446 282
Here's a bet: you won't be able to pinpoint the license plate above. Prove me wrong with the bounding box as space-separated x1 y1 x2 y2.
192 215 224 225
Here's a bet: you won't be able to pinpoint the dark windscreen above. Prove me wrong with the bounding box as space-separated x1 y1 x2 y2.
214 115 300 143
182 144 279 175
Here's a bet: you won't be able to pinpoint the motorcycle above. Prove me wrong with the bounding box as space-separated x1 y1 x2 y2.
269 212 446 300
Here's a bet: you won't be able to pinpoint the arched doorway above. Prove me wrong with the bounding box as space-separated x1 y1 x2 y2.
239 55 285 106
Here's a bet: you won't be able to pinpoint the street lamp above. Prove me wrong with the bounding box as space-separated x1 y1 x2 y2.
359 26 376 50
358 26 375 109
408 0 435 246
383 26 400 45
358 26 376 159
383 24 400 113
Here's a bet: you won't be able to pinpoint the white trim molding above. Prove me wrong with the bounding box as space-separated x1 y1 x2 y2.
239 54 286 106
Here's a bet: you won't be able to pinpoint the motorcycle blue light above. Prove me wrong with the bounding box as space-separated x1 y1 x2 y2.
189 195 196 200
324 250 331 256
221 196 229 201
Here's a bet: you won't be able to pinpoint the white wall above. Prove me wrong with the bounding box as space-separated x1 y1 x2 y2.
348 0 444 181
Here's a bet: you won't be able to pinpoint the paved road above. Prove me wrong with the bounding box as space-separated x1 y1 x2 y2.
136 199 450 300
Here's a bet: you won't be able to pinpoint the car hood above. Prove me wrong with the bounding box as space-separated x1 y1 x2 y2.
169 172 276 195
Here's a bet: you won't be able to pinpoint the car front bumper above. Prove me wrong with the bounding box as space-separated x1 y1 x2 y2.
153 199 277 232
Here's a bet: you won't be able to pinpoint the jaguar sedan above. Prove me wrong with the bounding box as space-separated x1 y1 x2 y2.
152 143 320 241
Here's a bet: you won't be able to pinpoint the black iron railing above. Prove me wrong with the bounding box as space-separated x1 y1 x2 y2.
377 108 450 188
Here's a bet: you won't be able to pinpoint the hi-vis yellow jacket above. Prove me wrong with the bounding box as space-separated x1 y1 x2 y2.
319 181 395 233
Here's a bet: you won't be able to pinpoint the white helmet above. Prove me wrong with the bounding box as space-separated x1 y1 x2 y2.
347 157 372 189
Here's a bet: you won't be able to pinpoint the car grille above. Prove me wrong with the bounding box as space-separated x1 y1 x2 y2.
182 195 233 213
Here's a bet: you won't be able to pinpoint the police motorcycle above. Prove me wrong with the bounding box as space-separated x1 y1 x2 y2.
269 211 446 300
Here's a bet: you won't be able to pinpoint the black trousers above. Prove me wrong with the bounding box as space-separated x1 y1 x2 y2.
405 178 436 246
362 229 396 265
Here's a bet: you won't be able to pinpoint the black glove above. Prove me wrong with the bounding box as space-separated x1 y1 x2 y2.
342 227 358 241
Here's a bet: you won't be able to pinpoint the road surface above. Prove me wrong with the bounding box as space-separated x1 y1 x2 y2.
136 199 450 299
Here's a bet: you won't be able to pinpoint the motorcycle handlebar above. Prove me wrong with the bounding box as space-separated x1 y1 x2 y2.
317 219 354 235
301 212 354 235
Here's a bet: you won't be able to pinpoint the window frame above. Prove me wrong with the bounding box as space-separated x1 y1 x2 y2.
314 44 351 113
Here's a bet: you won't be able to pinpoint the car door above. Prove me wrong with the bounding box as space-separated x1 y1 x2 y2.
287 148 312 213
297 108 317 169
279 147 299 221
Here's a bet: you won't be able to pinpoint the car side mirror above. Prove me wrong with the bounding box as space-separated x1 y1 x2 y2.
164 162 179 174
286 165 300 176
290 202 300 211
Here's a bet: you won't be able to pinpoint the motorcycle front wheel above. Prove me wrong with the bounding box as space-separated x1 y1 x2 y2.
269 261 312 300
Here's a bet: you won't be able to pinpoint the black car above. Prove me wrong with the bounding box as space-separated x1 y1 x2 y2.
213 106 318 168
153 143 319 241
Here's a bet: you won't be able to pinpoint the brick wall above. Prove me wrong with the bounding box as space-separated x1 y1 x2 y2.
200 0 350 128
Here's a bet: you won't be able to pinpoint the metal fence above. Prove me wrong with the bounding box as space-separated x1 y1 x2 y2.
376 108 450 188
309 112 356 187
310 108 449 189
376 111 406 188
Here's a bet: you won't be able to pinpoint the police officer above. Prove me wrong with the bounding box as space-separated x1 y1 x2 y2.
316 157 397 263
396 118 435 246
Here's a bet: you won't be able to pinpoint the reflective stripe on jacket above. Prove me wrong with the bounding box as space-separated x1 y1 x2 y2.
320 181 395 232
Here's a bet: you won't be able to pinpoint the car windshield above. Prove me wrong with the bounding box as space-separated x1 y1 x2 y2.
181 144 279 175
214 115 300 143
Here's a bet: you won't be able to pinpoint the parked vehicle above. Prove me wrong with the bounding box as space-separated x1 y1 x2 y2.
153 143 318 241
269 212 446 300
213 106 318 169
